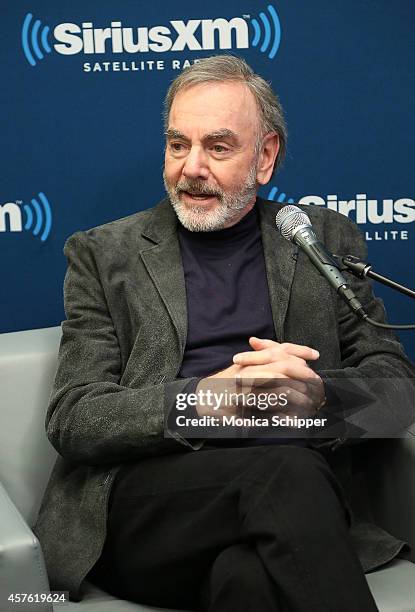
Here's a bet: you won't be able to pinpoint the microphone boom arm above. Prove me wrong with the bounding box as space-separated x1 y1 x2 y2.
336 255 415 300
275 205 415 330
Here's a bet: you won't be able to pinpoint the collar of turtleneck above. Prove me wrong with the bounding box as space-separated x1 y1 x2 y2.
177 203 258 250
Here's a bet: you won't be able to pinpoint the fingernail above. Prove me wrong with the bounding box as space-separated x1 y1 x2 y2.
313 350 320 359
233 355 241 363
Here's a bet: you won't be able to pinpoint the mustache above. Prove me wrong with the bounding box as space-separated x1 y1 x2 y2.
174 179 223 197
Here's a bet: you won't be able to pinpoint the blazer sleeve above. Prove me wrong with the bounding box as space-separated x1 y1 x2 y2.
46 232 202 466
316 214 415 449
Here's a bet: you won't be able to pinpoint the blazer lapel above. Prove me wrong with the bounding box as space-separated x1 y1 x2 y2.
258 198 298 342
138 197 298 350
139 201 187 352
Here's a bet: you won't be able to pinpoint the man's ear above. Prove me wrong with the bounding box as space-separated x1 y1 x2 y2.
256 133 280 185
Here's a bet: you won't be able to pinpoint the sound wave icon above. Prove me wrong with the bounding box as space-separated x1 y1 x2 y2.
21 13 52 67
251 5 281 60
267 186 295 204
23 192 52 241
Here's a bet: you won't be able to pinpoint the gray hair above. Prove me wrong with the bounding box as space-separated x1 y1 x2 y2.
163 55 287 174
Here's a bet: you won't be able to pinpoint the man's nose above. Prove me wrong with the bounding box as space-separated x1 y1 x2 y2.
182 146 209 180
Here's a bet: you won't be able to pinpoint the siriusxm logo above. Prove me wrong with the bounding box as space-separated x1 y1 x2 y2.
268 185 295 204
298 194 415 225
0 192 52 242
267 188 415 225
21 5 281 67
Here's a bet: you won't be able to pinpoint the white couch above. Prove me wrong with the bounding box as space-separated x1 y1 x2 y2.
1 326 415 611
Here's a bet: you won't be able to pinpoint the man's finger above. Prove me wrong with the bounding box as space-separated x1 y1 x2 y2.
249 336 277 348
281 342 320 361
233 348 305 366
248 338 320 362
235 363 320 382
273 388 317 415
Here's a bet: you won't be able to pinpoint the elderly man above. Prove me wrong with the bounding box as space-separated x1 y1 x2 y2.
35 56 414 611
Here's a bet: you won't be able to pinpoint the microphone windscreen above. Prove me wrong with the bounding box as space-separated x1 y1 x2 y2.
275 205 311 241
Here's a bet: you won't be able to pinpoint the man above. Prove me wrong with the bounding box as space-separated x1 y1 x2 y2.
34 56 414 611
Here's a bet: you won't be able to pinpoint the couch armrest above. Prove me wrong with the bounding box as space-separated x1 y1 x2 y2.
0 482 53 612
364 438 415 563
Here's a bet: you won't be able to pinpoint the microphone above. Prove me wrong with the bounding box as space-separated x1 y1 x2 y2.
275 205 366 319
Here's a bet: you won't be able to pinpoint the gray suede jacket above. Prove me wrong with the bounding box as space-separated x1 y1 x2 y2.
34 198 415 600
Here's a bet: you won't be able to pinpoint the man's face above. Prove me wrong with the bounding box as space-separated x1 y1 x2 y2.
163 81 262 232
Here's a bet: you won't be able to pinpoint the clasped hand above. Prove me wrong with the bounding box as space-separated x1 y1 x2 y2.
196 337 325 419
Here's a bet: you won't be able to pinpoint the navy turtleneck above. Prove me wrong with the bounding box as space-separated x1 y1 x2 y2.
175 203 308 448
177 204 276 379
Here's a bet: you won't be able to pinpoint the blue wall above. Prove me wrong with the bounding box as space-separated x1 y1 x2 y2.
2 1 414 359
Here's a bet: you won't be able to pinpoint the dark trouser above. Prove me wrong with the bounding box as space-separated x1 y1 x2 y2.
88 445 378 612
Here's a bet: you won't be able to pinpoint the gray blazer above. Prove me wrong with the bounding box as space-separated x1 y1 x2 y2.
34 198 415 600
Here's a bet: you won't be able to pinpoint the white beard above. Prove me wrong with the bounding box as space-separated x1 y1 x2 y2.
163 163 258 232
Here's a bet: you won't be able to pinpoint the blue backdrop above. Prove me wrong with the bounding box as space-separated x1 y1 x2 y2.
2 1 414 359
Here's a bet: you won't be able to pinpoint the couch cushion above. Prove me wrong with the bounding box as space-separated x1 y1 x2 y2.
54 581 183 611
366 558 415 612
0 326 61 525
55 562 415 612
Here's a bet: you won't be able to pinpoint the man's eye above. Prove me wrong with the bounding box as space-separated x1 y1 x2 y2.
211 145 228 153
170 142 184 151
